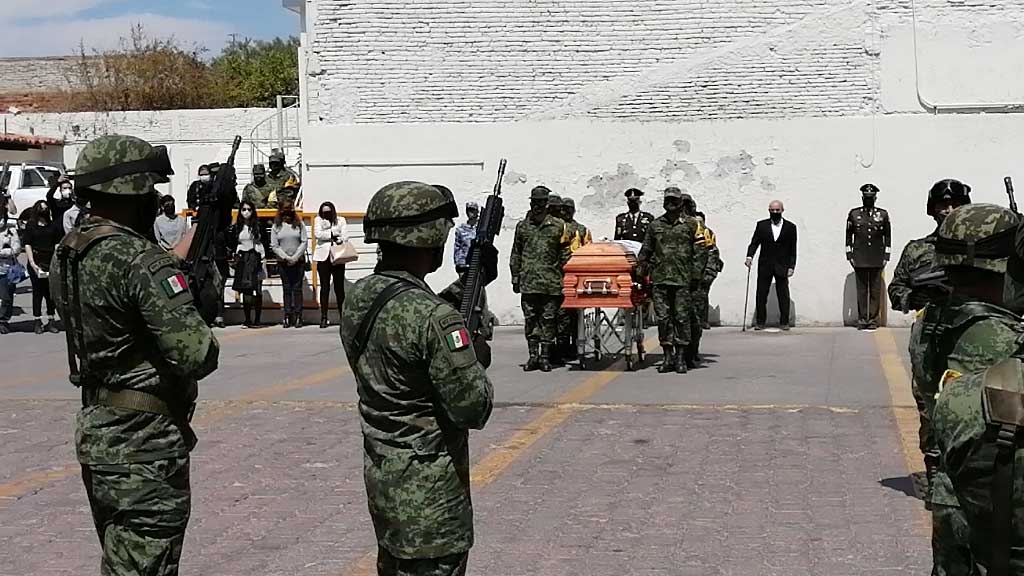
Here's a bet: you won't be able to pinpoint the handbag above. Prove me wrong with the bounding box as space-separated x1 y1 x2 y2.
330 241 359 264
5 262 27 285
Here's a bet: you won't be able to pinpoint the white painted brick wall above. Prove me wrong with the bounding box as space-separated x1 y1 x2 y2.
307 0 1024 124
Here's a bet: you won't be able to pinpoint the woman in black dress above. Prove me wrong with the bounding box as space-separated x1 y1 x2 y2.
22 200 61 334
228 200 266 328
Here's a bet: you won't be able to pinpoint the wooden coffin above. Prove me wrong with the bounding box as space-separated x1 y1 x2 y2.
562 242 637 309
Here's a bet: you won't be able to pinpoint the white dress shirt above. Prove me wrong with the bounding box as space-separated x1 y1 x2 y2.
771 218 784 241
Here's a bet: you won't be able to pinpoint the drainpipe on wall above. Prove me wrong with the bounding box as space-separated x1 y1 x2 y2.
911 0 1024 114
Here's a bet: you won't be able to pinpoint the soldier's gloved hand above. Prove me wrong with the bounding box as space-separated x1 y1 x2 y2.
473 333 492 369
474 242 499 286
512 282 520 294
908 291 930 311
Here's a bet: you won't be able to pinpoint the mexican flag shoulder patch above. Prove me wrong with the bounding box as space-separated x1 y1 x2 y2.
161 272 189 298
445 327 471 352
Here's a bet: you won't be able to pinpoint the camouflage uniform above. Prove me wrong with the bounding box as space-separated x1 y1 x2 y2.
53 135 220 576
637 188 701 373
341 181 493 576
555 198 590 362
510 187 570 370
912 203 1020 576
241 164 274 209
696 220 723 331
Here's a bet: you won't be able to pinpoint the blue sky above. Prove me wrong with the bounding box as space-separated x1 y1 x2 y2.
0 0 299 57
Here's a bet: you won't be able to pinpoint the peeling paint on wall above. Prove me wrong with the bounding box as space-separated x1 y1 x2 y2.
673 139 691 154
660 159 702 184
711 151 756 187
582 163 649 212
761 177 776 191
502 169 529 188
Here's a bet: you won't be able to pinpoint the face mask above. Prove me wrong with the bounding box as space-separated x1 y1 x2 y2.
627 199 641 211
199 175 211 183
163 204 175 215
321 212 330 219
59 187 72 199
863 196 875 208
39 205 48 214
770 211 783 223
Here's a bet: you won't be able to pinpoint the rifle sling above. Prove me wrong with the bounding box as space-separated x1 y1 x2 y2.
349 276 421 365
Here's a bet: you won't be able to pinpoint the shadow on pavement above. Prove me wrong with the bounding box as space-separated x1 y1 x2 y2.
879 475 925 501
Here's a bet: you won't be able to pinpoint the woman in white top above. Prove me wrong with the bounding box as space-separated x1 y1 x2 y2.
312 201 348 329
228 200 266 328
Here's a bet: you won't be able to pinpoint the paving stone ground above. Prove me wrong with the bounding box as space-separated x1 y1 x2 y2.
0 322 929 575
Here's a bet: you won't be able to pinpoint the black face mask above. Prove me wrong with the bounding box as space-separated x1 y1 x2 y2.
770 211 783 223
136 195 160 242
863 196 875 208
627 199 641 212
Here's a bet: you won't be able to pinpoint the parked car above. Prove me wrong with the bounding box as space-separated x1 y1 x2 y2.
0 161 65 218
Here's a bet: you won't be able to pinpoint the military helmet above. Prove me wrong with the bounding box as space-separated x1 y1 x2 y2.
269 149 286 163
928 179 971 217
253 164 266 176
530 186 551 200
363 181 457 248
547 194 563 207
563 198 575 209
664 187 683 199
72 135 173 196
935 203 1018 273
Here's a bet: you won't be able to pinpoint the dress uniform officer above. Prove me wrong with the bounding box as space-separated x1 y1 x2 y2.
614 188 655 242
846 183 891 330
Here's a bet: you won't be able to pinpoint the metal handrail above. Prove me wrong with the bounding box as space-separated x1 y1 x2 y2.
249 95 302 168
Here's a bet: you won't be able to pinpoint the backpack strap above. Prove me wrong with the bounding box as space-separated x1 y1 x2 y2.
982 357 1024 576
925 302 1022 386
348 275 421 366
57 225 124 388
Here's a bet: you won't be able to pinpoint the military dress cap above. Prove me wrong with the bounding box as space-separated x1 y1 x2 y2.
664 187 684 199
935 203 1018 273
252 164 266 175
860 183 880 196
624 188 644 198
72 135 173 196
530 186 551 200
364 181 457 248
547 194 563 207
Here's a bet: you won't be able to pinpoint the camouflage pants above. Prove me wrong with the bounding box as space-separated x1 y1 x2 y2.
910 317 937 456
931 503 972 576
556 297 577 346
81 456 191 576
522 294 559 345
377 548 468 576
695 285 710 326
653 285 691 347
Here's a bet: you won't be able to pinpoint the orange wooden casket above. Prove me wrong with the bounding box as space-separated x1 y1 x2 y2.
562 242 639 309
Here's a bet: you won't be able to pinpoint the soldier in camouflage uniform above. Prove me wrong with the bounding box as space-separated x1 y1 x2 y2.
891 180 972 507
552 197 590 363
265 149 301 208
510 186 571 372
340 181 494 576
241 164 273 209
695 211 723 331
51 135 220 576
637 187 701 374
911 203 1021 576
932 220 1024 575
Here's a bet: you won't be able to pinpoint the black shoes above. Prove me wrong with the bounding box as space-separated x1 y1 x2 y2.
46 321 59 334
282 316 292 328
34 320 44 334
658 346 675 373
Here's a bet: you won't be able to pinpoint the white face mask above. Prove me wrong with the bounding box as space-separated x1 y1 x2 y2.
199 175 211 183
59 187 72 199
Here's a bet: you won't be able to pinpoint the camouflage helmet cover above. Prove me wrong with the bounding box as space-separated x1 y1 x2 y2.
935 203 1018 273
547 194 563 207
364 181 457 248
72 135 172 196
530 186 551 200
253 163 266 176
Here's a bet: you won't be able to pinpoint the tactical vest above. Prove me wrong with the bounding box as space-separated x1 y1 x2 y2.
922 302 1024 388
56 225 194 423
980 357 1024 576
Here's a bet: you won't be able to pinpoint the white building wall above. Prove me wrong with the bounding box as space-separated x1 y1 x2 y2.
298 0 1024 325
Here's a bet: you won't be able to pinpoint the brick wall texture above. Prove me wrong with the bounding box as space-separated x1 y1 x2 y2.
0 57 78 95
307 0 1022 124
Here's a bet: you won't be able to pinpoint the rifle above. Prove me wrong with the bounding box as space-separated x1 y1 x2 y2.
907 265 952 309
1006 177 1019 215
184 136 242 323
459 159 507 336
0 162 9 200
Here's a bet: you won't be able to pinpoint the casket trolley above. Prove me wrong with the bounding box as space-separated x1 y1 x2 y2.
562 242 650 371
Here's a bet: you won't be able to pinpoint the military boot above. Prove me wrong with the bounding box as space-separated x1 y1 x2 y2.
524 343 540 372
539 343 553 373
658 346 676 373
685 344 699 370
675 347 689 374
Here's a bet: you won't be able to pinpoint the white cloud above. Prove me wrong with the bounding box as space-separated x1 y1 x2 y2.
0 13 232 57
0 0 117 23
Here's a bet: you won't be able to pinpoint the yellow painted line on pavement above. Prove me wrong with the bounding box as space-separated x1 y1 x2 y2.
344 336 659 576
874 327 930 532
0 362 350 501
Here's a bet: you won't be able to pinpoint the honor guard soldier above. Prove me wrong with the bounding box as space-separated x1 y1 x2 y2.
615 188 655 242
341 181 494 576
52 135 221 575
846 183 891 330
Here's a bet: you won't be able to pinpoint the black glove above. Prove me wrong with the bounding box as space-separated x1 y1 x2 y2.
477 242 499 286
907 291 931 311
473 334 492 369
512 281 520 294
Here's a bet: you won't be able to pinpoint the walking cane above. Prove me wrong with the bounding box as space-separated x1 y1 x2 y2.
742 265 752 332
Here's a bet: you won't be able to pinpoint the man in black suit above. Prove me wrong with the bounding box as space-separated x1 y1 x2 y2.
745 200 798 330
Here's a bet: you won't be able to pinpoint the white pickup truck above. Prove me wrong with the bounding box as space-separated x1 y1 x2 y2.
0 161 65 217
